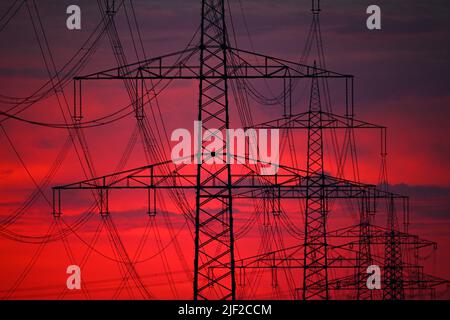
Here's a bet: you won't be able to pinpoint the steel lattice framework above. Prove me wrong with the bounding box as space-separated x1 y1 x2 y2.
302 65 329 299
195 0 234 300
52 0 450 300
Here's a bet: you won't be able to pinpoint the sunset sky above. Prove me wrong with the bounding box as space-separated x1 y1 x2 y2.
0 0 449 299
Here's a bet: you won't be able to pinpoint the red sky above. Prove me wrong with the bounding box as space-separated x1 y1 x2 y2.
0 0 450 299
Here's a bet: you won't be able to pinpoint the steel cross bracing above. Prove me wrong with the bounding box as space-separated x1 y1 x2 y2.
301 65 329 299
355 198 375 300
383 196 405 300
194 0 234 300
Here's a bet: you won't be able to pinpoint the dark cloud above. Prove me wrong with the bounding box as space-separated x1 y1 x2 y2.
390 184 450 219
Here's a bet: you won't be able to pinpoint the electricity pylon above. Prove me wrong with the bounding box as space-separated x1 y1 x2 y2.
303 64 329 299
52 0 449 300
54 0 353 300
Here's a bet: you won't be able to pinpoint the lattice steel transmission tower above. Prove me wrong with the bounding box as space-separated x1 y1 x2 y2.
53 0 352 300
194 0 235 300
302 63 329 300
383 197 405 300
52 0 449 300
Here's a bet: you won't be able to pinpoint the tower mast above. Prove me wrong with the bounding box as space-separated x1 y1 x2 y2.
194 0 235 300
302 62 329 300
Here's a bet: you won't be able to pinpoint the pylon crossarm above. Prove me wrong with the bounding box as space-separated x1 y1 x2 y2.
75 48 200 80
328 225 437 248
370 225 437 249
232 174 404 200
52 161 368 194
228 47 350 79
232 244 305 269
212 245 373 270
53 160 305 191
74 47 349 81
328 273 449 292
53 160 190 189
410 274 450 289
54 160 408 203
249 111 386 130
